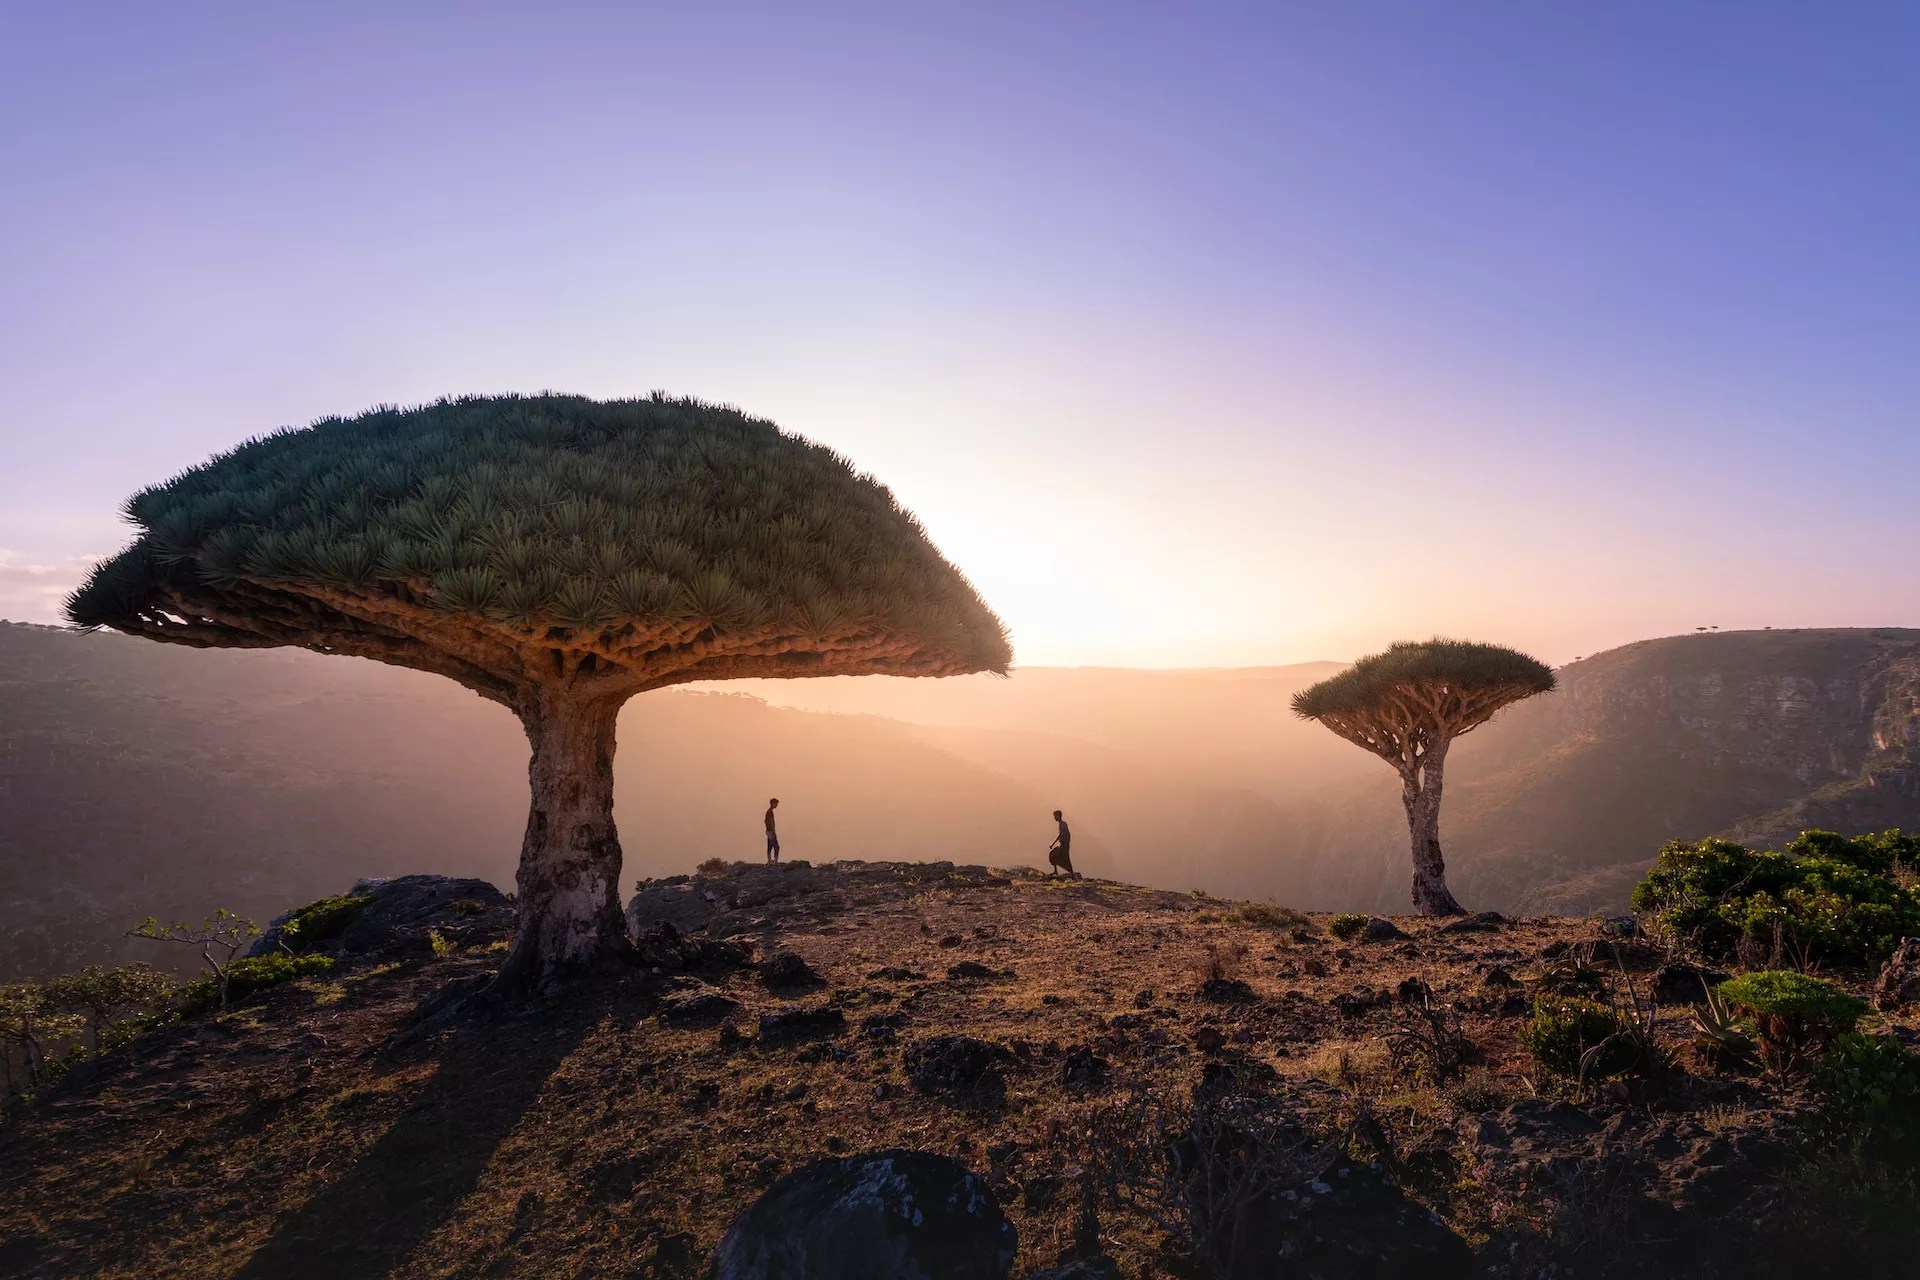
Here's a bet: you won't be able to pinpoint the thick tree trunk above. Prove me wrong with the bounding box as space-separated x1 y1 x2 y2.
1400 738 1467 916
497 691 632 994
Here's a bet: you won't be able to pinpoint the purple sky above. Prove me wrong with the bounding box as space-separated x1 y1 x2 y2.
2 3 1916 666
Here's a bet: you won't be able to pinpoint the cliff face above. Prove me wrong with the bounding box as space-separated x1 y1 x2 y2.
1431 629 1920 912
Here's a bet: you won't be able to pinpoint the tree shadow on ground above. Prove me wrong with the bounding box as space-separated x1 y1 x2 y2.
231 999 600 1280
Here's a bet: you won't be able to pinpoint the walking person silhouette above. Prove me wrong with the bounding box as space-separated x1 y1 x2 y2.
764 797 780 864
1047 809 1076 878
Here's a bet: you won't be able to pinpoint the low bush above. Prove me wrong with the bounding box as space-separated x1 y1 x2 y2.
1230 902 1313 934
694 857 731 876
1328 913 1367 941
1717 971 1866 1068
1519 994 1649 1081
1630 829 1920 967
279 894 370 951
178 954 334 1014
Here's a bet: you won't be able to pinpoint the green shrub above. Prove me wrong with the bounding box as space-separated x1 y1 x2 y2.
178 953 334 1014
1328 913 1367 941
1630 830 1920 967
279 895 371 951
1717 970 1866 1032
1519 994 1647 1081
1230 902 1313 933
1806 1033 1920 1164
450 898 488 916
1717 970 1868 1068
695 857 731 876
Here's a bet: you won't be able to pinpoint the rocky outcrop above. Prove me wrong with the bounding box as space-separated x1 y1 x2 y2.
1874 937 1920 1012
710 1150 1017 1280
249 875 510 959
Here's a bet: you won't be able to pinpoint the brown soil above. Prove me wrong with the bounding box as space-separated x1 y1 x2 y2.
0 860 1909 1278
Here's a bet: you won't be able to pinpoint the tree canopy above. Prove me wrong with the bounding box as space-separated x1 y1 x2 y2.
66 393 1011 703
1290 638 1555 764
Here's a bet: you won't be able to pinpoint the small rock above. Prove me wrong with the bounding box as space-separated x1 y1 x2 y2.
757 1005 847 1044
1438 911 1508 934
1199 977 1255 1002
1302 957 1329 978
1360 917 1409 943
860 1012 906 1045
760 951 822 989
948 961 997 980
1194 1026 1227 1053
1059 1046 1108 1088
1572 938 1660 970
1481 966 1518 989
660 991 741 1027
905 1035 1013 1096
1330 988 1377 1017
1652 962 1731 1006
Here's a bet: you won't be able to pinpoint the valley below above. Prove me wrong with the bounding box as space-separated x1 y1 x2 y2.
4 622 1917 982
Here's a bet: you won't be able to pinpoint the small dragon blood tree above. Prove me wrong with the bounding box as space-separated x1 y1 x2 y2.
1292 639 1555 915
68 393 1011 993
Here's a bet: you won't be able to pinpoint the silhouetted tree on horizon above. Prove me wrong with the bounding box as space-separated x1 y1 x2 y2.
1292 638 1555 915
68 393 1010 995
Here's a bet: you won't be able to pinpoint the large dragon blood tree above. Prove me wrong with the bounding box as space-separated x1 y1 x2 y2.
1291 639 1555 916
68 393 1011 992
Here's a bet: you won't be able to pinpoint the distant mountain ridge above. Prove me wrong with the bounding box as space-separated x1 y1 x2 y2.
3 623 1917 981
1446 627 1920 910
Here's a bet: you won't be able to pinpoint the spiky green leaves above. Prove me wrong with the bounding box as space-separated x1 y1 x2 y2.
67 393 1012 681
1291 638 1555 768
1291 639 1555 721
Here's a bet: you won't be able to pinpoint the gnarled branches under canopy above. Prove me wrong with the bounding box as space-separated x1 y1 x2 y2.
69 392 1012 991
1293 639 1555 915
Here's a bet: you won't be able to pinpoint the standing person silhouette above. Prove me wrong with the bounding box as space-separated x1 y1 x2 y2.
764 798 780 865
1047 809 1076 878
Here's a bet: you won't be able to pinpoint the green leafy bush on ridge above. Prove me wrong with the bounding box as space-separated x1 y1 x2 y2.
177 953 334 1014
1630 829 1920 966
1519 994 1650 1081
1717 970 1868 1069
1328 913 1367 941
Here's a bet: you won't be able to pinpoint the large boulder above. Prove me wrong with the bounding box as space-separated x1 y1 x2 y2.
249 875 509 958
710 1150 1017 1280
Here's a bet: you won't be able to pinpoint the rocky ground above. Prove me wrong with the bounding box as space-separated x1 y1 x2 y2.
1 860 1914 1279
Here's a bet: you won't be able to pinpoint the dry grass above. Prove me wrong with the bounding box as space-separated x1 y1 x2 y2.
0 860 1890 1279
